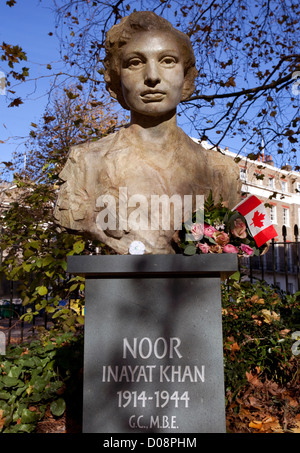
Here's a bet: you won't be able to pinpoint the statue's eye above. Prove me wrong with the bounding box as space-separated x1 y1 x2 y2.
127 58 143 69
160 56 177 67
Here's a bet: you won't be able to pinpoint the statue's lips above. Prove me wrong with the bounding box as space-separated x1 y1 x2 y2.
140 91 166 102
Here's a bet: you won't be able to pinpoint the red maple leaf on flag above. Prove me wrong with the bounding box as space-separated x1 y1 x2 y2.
251 210 265 228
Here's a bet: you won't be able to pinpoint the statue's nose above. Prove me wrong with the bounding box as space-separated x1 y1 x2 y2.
144 61 161 86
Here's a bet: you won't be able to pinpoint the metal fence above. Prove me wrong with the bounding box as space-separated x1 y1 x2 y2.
240 225 300 294
0 279 50 348
0 277 84 348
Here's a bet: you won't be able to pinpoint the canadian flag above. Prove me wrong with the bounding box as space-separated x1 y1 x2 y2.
234 195 278 247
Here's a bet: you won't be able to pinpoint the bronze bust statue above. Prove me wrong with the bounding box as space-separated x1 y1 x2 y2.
54 12 241 254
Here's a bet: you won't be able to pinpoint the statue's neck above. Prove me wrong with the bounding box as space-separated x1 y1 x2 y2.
128 110 179 147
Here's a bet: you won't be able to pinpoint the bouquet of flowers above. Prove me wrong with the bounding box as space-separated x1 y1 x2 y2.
177 192 268 257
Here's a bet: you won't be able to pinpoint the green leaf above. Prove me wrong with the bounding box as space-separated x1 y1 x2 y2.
229 271 240 281
2 376 20 387
184 245 197 256
35 299 47 311
22 263 32 272
6 423 36 433
69 283 79 292
45 270 55 278
20 357 36 368
0 391 11 400
28 241 40 250
208 236 217 244
50 398 66 417
16 385 27 397
59 260 67 271
37 286 48 296
42 255 55 267
36 258 43 268
30 375 48 392
8 366 22 379
21 313 33 323
21 408 39 424
73 240 85 254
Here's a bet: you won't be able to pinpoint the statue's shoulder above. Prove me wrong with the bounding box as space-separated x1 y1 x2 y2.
59 129 123 181
178 129 211 156
186 135 237 167
70 129 122 161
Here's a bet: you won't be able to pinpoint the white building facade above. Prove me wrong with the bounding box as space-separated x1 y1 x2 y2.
200 141 300 293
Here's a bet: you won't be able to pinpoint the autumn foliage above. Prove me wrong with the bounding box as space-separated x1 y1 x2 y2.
0 87 125 331
222 278 300 433
10 86 126 180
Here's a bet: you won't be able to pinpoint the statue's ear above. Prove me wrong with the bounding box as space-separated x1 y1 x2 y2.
106 78 130 110
107 86 118 101
181 67 198 102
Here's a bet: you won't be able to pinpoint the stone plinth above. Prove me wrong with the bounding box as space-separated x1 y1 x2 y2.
67 254 237 433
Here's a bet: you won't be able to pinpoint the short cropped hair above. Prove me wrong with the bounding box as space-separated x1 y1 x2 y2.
104 11 198 109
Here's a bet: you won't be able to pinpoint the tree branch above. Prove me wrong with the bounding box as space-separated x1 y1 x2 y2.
187 54 300 103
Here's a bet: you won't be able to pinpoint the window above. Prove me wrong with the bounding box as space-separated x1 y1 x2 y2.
254 172 264 185
281 181 287 192
240 168 247 181
296 182 300 195
268 177 275 189
288 283 294 294
283 207 289 227
270 205 277 224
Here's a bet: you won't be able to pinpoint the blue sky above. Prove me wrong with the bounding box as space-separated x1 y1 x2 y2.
0 0 202 173
1 1 298 174
0 0 60 168
0 1 198 173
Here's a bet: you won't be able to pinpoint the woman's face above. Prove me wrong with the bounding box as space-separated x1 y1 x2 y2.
120 31 185 118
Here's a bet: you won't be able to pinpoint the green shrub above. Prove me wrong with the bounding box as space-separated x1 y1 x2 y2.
0 330 83 433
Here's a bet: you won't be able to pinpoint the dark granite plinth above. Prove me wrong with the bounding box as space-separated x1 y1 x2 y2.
67 254 237 433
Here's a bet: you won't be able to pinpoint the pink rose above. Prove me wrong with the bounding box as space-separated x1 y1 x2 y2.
209 244 223 253
240 243 254 256
213 230 230 246
203 224 217 237
197 242 210 254
191 223 203 241
231 218 247 239
223 244 239 253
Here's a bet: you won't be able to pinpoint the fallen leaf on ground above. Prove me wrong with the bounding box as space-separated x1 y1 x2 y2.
248 396 261 408
249 420 262 430
0 410 5 429
286 396 298 407
261 416 282 433
291 420 300 433
246 369 262 387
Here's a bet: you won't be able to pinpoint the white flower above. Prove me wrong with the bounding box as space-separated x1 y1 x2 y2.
129 241 145 255
213 221 225 231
